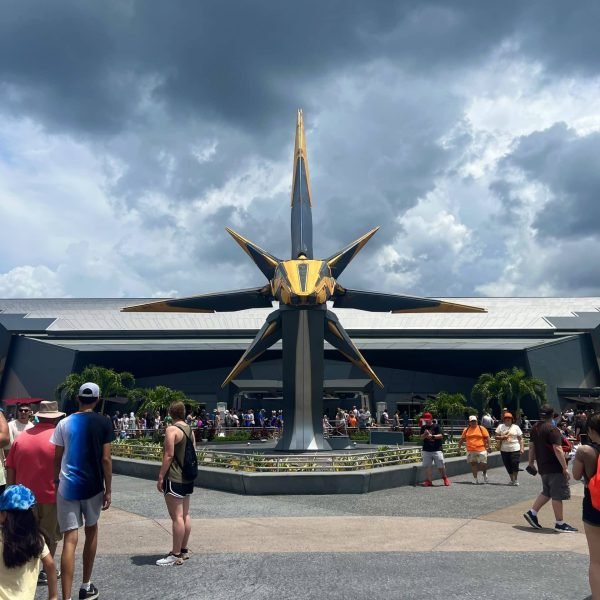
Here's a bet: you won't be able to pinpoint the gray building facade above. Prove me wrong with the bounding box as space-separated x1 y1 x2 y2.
1 297 600 416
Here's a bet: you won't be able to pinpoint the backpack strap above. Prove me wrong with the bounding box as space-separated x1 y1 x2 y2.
172 423 193 471
174 423 191 440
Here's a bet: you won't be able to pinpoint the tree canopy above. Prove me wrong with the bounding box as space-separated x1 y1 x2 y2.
471 367 546 417
55 365 135 414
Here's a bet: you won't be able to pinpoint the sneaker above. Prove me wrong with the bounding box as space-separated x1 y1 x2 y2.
555 522 578 533
483 474 489 484
471 478 478 485
78 583 99 600
156 552 184 566
421 480 433 487
443 477 451 486
181 548 190 560
513 481 519 486
523 510 542 529
38 571 48 585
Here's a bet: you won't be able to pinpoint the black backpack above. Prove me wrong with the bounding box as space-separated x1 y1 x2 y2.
174 425 198 481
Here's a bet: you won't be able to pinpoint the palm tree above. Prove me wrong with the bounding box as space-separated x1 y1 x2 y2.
135 385 191 416
471 372 502 413
495 367 546 419
423 391 475 439
471 368 546 419
55 365 135 414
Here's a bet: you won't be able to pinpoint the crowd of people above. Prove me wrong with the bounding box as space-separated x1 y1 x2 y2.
110 408 285 439
1 392 600 599
0 386 112 600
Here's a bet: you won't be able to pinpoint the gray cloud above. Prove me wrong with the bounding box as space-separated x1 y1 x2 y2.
2 1 600 299
503 124 600 239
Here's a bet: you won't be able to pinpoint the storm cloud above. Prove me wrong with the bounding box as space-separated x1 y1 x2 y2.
1 1 600 298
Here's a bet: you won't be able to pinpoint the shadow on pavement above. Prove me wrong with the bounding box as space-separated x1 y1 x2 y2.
130 555 165 566
512 525 559 535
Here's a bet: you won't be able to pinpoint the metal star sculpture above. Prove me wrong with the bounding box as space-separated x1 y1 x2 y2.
123 110 484 451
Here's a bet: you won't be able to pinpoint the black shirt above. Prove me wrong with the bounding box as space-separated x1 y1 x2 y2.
531 420 563 475
421 423 443 452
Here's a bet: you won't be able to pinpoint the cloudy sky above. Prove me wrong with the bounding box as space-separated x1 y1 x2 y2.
1 1 599 300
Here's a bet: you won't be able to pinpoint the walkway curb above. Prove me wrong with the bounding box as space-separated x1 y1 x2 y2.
112 451 528 495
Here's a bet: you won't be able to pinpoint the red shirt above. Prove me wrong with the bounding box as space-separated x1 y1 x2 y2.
5 422 57 504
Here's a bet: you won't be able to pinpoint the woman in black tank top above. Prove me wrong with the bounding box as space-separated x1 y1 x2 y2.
155 401 195 567
572 413 600 599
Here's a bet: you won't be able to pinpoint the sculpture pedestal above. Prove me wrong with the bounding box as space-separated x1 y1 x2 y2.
276 306 331 451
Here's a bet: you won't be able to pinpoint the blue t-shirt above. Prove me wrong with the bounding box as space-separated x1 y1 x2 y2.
50 411 115 501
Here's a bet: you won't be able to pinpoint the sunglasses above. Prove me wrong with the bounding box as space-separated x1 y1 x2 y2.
18 408 31 413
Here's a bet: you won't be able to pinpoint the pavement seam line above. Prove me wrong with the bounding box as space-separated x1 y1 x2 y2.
429 518 472 551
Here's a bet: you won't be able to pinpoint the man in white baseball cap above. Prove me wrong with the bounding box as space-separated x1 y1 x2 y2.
51 383 114 600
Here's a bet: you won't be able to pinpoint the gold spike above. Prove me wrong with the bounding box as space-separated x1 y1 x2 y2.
337 349 384 388
261 321 277 340
221 356 253 388
392 301 486 314
291 108 312 206
225 227 279 267
327 227 380 268
122 300 213 313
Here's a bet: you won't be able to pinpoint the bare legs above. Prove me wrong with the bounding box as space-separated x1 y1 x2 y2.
584 523 600 600
60 524 99 599
82 524 98 583
61 529 78 600
531 494 563 521
165 494 191 554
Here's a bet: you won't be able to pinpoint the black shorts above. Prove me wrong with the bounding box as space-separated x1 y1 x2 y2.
163 478 194 498
583 488 600 527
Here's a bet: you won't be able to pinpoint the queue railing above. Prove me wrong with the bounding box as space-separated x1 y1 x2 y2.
111 441 474 472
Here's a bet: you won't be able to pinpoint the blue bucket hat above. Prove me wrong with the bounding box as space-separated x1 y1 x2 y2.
0 485 36 511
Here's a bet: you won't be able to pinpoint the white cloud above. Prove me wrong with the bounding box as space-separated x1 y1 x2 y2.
0 265 64 297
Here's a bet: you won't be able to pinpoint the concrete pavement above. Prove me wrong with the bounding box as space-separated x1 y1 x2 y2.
36 465 592 600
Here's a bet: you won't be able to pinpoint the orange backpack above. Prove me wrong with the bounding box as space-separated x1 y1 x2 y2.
588 450 600 511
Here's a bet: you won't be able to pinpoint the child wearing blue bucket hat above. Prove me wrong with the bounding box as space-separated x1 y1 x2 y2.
0 484 57 600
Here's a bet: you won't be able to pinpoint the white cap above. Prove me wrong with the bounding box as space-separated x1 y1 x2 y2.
468 415 477 422
78 382 100 399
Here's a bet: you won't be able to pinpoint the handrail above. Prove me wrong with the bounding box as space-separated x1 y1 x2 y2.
111 441 501 473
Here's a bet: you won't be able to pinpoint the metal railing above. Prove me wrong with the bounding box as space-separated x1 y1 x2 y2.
111 441 475 472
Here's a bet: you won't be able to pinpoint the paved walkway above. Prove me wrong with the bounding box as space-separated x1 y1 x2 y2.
37 466 592 600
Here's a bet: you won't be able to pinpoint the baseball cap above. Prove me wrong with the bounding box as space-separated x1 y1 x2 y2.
0 485 36 511
78 382 100 399
468 415 477 422
422 412 433 420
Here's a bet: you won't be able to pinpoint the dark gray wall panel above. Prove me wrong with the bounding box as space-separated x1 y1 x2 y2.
0 337 76 402
526 334 599 409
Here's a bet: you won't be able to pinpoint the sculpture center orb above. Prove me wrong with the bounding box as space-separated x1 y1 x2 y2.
272 260 335 305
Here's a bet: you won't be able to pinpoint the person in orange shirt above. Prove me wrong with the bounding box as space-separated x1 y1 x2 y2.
458 415 491 484
347 412 357 430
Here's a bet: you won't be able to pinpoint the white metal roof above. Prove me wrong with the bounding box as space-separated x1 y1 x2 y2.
1 297 600 332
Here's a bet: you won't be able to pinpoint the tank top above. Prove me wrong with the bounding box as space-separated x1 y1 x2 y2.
167 423 192 484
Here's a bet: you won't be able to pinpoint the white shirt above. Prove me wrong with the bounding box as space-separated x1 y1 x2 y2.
495 423 523 452
7 419 33 449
